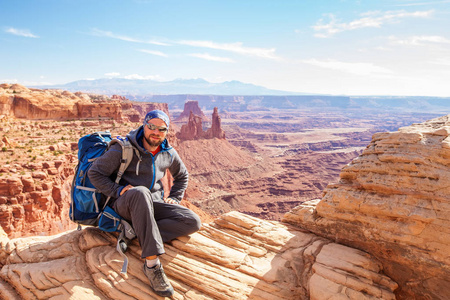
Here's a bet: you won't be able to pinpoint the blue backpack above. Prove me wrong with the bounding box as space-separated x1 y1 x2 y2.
70 131 136 273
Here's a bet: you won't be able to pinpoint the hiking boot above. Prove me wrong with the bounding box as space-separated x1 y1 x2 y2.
143 263 174 297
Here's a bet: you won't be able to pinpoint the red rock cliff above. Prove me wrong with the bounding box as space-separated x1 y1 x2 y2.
0 84 124 120
128 102 169 122
177 111 204 140
177 107 226 141
175 100 209 122
0 148 76 238
283 114 450 299
204 107 225 139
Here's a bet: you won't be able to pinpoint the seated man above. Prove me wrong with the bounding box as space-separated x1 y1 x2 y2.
89 110 201 297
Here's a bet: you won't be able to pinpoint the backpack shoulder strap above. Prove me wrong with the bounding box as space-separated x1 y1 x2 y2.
109 138 134 184
102 138 135 210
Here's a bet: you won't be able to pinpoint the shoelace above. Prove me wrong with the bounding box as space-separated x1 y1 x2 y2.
153 266 169 287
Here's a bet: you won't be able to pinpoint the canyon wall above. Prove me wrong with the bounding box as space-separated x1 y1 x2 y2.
0 153 76 238
0 84 121 120
284 114 450 299
0 84 168 122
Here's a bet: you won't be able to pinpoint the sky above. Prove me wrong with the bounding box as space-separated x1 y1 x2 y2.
1 0 450 96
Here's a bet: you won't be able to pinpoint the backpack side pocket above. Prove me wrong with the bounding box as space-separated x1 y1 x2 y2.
98 206 122 232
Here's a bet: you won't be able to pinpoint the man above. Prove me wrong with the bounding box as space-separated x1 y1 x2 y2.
88 110 201 297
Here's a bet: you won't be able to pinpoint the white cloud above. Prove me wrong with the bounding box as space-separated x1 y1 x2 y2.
0 78 19 84
393 0 450 7
88 29 280 60
375 46 392 51
4 27 39 38
189 53 234 63
178 40 281 60
105 72 121 77
313 10 433 38
138 49 169 57
302 59 394 76
123 74 162 80
90 28 169 46
430 57 450 65
0 78 53 86
389 35 450 45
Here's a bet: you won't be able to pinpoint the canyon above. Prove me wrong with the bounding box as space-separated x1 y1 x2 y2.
0 113 448 299
0 84 444 234
175 104 442 221
0 84 448 298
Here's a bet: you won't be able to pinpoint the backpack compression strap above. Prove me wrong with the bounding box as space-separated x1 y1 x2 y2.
116 219 137 274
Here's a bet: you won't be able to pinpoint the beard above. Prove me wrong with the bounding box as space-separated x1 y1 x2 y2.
144 134 164 148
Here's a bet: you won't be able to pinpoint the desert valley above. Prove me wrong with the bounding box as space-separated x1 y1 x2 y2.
0 83 443 233
0 83 449 299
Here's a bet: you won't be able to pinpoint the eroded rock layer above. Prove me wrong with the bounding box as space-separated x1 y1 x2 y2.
0 212 397 299
284 114 450 299
175 100 209 123
177 107 225 141
0 84 169 122
0 149 77 238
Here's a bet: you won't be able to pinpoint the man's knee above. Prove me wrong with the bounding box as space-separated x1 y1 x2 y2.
129 186 151 195
186 211 202 233
126 186 151 199
125 186 153 206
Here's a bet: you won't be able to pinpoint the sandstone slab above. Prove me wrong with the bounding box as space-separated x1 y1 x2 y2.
0 211 397 299
284 114 450 299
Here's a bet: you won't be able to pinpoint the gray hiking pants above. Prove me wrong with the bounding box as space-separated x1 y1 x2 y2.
113 186 202 258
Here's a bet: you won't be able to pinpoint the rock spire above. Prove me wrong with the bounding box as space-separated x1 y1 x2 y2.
177 106 226 141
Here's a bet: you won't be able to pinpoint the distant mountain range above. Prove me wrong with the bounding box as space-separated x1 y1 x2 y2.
38 78 300 96
36 78 450 113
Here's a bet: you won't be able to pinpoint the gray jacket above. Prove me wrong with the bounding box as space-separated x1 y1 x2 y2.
88 126 188 204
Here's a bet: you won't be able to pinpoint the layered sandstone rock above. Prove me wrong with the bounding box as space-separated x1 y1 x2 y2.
0 84 170 123
284 114 450 299
0 119 123 238
177 111 204 140
0 84 121 120
0 155 76 238
204 107 226 139
0 211 397 299
175 100 209 123
127 102 170 123
177 107 226 141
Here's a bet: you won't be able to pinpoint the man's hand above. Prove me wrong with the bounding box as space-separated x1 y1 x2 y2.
120 185 134 196
164 197 178 204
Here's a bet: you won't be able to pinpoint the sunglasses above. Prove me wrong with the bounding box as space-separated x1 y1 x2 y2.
146 123 168 133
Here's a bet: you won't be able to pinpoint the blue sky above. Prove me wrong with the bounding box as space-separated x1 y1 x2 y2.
1 0 450 96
